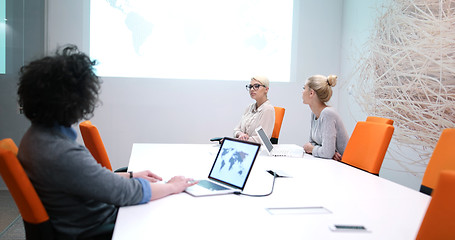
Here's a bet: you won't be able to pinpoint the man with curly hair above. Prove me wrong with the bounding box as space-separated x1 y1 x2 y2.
17 45 197 239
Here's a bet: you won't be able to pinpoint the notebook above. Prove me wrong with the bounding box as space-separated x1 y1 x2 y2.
255 126 304 157
185 137 261 197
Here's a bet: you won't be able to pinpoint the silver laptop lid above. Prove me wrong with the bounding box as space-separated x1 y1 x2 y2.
255 126 274 154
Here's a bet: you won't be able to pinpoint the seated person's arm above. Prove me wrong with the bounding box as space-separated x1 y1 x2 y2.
233 122 244 139
311 119 337 159
233 106 250 139
148 176 197 201
117 170 162 182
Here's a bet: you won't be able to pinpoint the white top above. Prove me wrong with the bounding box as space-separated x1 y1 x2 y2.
233 100 275 143
309 107 349 158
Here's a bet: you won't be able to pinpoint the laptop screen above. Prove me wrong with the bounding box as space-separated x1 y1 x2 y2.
208 138 261 189
255 126 274 153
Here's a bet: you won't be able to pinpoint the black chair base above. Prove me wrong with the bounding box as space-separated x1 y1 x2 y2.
24 220 55 240
78 223 115 240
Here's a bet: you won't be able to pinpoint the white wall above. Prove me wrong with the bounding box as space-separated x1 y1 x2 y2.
46 0 343 170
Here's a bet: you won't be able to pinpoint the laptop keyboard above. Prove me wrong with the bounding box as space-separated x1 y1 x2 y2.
198 180 229 191
272 146 304 157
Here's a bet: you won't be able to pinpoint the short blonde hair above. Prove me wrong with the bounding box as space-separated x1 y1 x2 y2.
251 76 270 88
306 74 338 103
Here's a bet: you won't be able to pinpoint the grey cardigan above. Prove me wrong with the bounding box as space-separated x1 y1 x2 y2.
309 107 349 159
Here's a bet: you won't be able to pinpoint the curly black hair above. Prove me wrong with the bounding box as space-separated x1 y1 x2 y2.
17 45 101 127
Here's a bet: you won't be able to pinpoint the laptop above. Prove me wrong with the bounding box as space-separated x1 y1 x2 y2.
185 137 261 197
255 126 304 157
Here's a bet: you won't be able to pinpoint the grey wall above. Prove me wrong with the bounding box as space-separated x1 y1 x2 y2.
0 0 45 190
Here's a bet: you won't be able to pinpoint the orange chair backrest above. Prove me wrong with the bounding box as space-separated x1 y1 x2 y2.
366 116 394 125
416 170 455 239
79 120 113 171
421 128 455 193
341 121 394 175
271 107 285 144
0 138 18 155
0 148 49 224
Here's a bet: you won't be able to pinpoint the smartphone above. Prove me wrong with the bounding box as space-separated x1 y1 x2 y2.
329 224 369 232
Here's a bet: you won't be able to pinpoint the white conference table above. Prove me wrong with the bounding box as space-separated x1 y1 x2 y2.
112 143 430 240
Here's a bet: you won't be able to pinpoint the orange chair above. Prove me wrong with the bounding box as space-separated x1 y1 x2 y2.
0 142 54 239
0 139 116 239
420 128 455 195
366 116 394 125
79 120 113 171
416 170 455 239
271 107 285 144
0 138 18 155
341 121 394 175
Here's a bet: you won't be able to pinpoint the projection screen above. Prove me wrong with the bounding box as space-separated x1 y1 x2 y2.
90 0 294 82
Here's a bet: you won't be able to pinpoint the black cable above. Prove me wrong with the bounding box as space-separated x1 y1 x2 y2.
234 171 277 197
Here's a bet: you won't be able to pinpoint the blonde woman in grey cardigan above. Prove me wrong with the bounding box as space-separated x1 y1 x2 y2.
302 74 349 160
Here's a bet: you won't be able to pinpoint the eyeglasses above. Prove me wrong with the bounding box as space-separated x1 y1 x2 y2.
246 84 266 91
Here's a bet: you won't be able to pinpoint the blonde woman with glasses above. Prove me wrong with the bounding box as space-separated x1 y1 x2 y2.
302 74 349 161
233 76 275 143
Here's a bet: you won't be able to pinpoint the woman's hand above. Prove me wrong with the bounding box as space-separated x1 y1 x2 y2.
303 143 313 154
332 152 342 161
149 176 198 200
166 176 199 194
238 133 250 141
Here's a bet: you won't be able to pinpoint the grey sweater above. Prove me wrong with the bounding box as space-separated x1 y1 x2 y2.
18 124 145 237
309 107 349 159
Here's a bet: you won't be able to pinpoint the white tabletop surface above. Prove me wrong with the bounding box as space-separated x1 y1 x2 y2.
112 143 430 240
